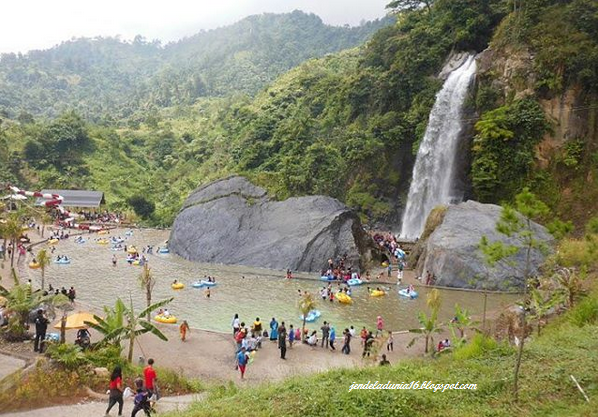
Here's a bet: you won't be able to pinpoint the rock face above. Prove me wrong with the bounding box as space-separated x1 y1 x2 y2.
416 200 554 291
169 176 374 272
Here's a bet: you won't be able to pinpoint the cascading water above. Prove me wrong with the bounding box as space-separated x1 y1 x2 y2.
400 54 477 239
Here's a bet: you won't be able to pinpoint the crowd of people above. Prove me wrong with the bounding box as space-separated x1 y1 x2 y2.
229 310 399 379
77 210 125 224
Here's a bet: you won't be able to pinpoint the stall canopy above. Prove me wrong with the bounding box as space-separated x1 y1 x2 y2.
35 190 105 208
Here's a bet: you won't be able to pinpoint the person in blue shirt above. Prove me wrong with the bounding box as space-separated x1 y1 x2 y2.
237 347 249 379
329 326 336 350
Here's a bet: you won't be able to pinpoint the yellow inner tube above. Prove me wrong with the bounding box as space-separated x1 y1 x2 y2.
127 247 138 254
97 239 109 245
370 290 386 297
132 260 141 266
48 239 59 245
98 230 109 235
172 283 185 290
29 262 40 269
337 293 353 304
155 315 177 324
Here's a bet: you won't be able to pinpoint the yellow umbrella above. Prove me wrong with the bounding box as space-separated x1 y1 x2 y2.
53 311 99 330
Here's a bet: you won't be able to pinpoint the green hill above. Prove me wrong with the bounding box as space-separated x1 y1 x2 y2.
0 11 392 120
1 0 597 230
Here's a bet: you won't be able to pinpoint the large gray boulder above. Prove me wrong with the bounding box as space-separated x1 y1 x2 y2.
169 176 375 272
416 200 554 291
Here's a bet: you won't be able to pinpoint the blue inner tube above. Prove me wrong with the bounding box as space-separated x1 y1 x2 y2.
347 278 363 286
54 259 71 265
158 248 170 254
192 280 216 288
320 275 335 281
398 289 418 299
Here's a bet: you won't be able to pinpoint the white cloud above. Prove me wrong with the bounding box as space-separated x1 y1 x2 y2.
1 0 390 53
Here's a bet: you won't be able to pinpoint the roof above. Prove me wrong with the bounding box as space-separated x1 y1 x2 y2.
35 190 105 208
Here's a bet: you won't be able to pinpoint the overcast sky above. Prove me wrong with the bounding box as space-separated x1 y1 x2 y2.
0 0 391 54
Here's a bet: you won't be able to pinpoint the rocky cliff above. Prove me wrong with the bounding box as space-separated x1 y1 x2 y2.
169 176 375 272
415 200 554 291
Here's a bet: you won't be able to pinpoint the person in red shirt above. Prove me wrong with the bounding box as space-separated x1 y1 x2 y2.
105 366 123 416
143 358 158 399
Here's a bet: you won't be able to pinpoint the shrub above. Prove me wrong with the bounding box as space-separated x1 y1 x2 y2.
452 333 506 360
569 295 598 327
45 343 87 370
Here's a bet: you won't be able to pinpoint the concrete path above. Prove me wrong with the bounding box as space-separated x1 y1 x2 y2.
0 353 26 382
3 393 203 416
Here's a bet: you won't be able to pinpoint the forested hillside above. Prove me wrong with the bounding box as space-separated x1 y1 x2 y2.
1 0 597 231
0 11 391 119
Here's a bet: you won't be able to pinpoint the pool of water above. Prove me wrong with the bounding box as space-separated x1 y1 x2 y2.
22 229 518 332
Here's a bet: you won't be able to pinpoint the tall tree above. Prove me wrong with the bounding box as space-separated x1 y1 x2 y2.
297 292 317 341
408 288 443 354
37 249 51 291
138 264 157 321
480 187 550 402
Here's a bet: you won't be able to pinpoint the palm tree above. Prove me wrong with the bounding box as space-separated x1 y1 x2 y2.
0 284 53 340
297 292 316 341
449 304 478 341
87 297 173 362
40 212 54 238
408 289 443 354
138 264 156 321
529 287 562 336
408 311 443 354
4 213 22 270
37 249 51 290
553 267 583 309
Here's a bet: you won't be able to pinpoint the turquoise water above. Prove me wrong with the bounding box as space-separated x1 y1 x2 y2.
21 229 518 332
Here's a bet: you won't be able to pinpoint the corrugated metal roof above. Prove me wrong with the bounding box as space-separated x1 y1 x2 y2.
35 190 105 208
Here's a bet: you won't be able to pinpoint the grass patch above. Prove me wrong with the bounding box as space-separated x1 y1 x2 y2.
166 293 598 417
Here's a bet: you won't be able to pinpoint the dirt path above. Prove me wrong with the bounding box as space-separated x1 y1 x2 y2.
3 393 204 417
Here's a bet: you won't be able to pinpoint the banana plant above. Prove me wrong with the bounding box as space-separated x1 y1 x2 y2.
86 297 173 362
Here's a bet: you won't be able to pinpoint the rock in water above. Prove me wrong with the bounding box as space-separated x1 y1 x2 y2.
416 200 554 291
169 176 374 272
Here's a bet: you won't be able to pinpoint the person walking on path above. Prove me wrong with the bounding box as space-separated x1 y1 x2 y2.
105 366 124 416
321 321 330 349
143 358 158 399
179 320 190 342
342 328 351 355
376 316 384 337
363 331 374 358
387 331 394 351
278 321 287 359
288 324 295 348
329 325 336 350
237 347 250 379
232 314 240 336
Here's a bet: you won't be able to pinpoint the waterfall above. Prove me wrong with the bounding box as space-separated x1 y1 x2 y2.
400 54 477 239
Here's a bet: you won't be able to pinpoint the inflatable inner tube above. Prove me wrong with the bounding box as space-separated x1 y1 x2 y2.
398 289 418 299
158 248 170 254
370 290 386 297
347 278 363 286
29 262 40 269
154 315 177 324
53 259 71 265
171 283 185 290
